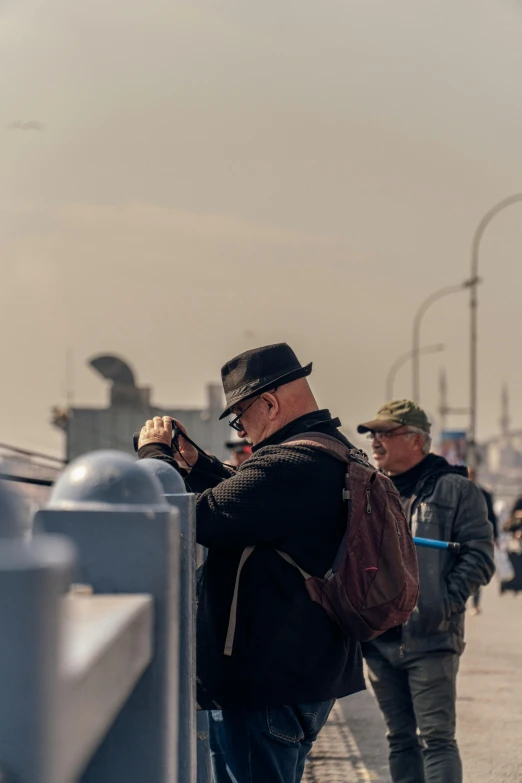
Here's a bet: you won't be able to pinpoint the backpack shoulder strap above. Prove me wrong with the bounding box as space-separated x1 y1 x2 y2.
224 546 313 658
283 432 373 578
224 546 255 656
283 431 369 467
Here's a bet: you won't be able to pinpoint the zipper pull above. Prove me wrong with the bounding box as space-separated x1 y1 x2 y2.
366 488 372 514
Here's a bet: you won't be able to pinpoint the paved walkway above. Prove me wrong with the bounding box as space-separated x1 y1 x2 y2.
304 580 522 782
457 581 522 783
303 699 384 782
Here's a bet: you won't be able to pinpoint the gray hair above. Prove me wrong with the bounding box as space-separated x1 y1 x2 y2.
405 426 432 456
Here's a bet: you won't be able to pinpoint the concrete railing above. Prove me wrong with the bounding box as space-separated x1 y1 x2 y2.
0 450 204 783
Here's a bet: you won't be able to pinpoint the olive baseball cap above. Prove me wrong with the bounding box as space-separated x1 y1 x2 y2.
357 400 431 434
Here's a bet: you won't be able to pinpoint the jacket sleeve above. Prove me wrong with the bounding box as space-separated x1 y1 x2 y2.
138 443 235 492
445 480 495 615
185 452 236 492
195 451 303 549
483 489 498 540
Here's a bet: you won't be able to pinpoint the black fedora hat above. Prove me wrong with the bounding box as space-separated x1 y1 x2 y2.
219 343 312 420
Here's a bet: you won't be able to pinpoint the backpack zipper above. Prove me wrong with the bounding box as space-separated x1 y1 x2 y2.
366 487 372 514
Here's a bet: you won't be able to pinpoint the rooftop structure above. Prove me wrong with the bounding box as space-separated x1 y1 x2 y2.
52 355 232 462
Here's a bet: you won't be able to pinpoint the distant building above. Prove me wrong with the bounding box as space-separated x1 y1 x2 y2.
434 373 522 504
477 386 522 506
52 355 232 462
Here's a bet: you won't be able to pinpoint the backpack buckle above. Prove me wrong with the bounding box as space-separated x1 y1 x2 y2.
348 448 369 466
343 489 351 501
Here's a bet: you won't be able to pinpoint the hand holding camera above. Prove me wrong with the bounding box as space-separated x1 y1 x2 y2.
136 416 199 470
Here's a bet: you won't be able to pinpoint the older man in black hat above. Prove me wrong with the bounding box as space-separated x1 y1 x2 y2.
138 343 364 783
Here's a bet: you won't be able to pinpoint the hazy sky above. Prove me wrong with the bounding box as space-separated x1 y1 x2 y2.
2 0 522 456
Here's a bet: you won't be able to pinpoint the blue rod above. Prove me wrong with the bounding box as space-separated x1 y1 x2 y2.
414 537 460 552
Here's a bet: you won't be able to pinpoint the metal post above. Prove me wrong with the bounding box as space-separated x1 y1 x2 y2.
138 461 213 783
386 344 444 401
138 455 198 783
412 284 468 403
165 492 197 783
195 547 212 783
468 194 522 468
0 535 75 783
36 450 181 783
469 275 478 467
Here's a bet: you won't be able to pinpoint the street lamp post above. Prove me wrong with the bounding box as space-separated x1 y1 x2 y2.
412 282 476 404
387 344 445 402
468 194 522 467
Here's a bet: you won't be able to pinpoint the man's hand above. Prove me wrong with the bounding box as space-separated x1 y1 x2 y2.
138 416 198 469
138 416 173 449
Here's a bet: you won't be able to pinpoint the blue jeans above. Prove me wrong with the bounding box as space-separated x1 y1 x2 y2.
208 699 335 783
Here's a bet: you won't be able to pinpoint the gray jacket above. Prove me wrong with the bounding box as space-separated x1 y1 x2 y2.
372 457 495 656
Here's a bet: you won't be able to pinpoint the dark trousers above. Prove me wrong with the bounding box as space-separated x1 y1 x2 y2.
208 699 335 783
365 645 462 783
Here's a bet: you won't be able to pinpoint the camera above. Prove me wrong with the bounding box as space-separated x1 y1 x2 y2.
132 421 181 453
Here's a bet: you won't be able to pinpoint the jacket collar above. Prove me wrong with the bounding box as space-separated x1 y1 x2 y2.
413 454 467 497
409 454 468 520
252 409 342 452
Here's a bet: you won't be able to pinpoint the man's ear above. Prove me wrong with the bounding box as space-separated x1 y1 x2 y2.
413 434 424 453
261 392 279 420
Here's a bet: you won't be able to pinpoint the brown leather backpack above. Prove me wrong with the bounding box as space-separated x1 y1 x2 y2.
224 432 419 656
280 432 419 641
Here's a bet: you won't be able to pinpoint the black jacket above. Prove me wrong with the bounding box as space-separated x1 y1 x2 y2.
139 410 365 708
366 455 495 657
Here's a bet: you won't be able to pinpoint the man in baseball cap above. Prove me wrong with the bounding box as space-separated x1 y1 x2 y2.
226 440 253 467
358 399 431 436
358 400 494 783
357 400 431 476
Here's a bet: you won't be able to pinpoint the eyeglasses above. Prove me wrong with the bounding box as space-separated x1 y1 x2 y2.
366 429 415 442
228 387 278 431
228 397 261 431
